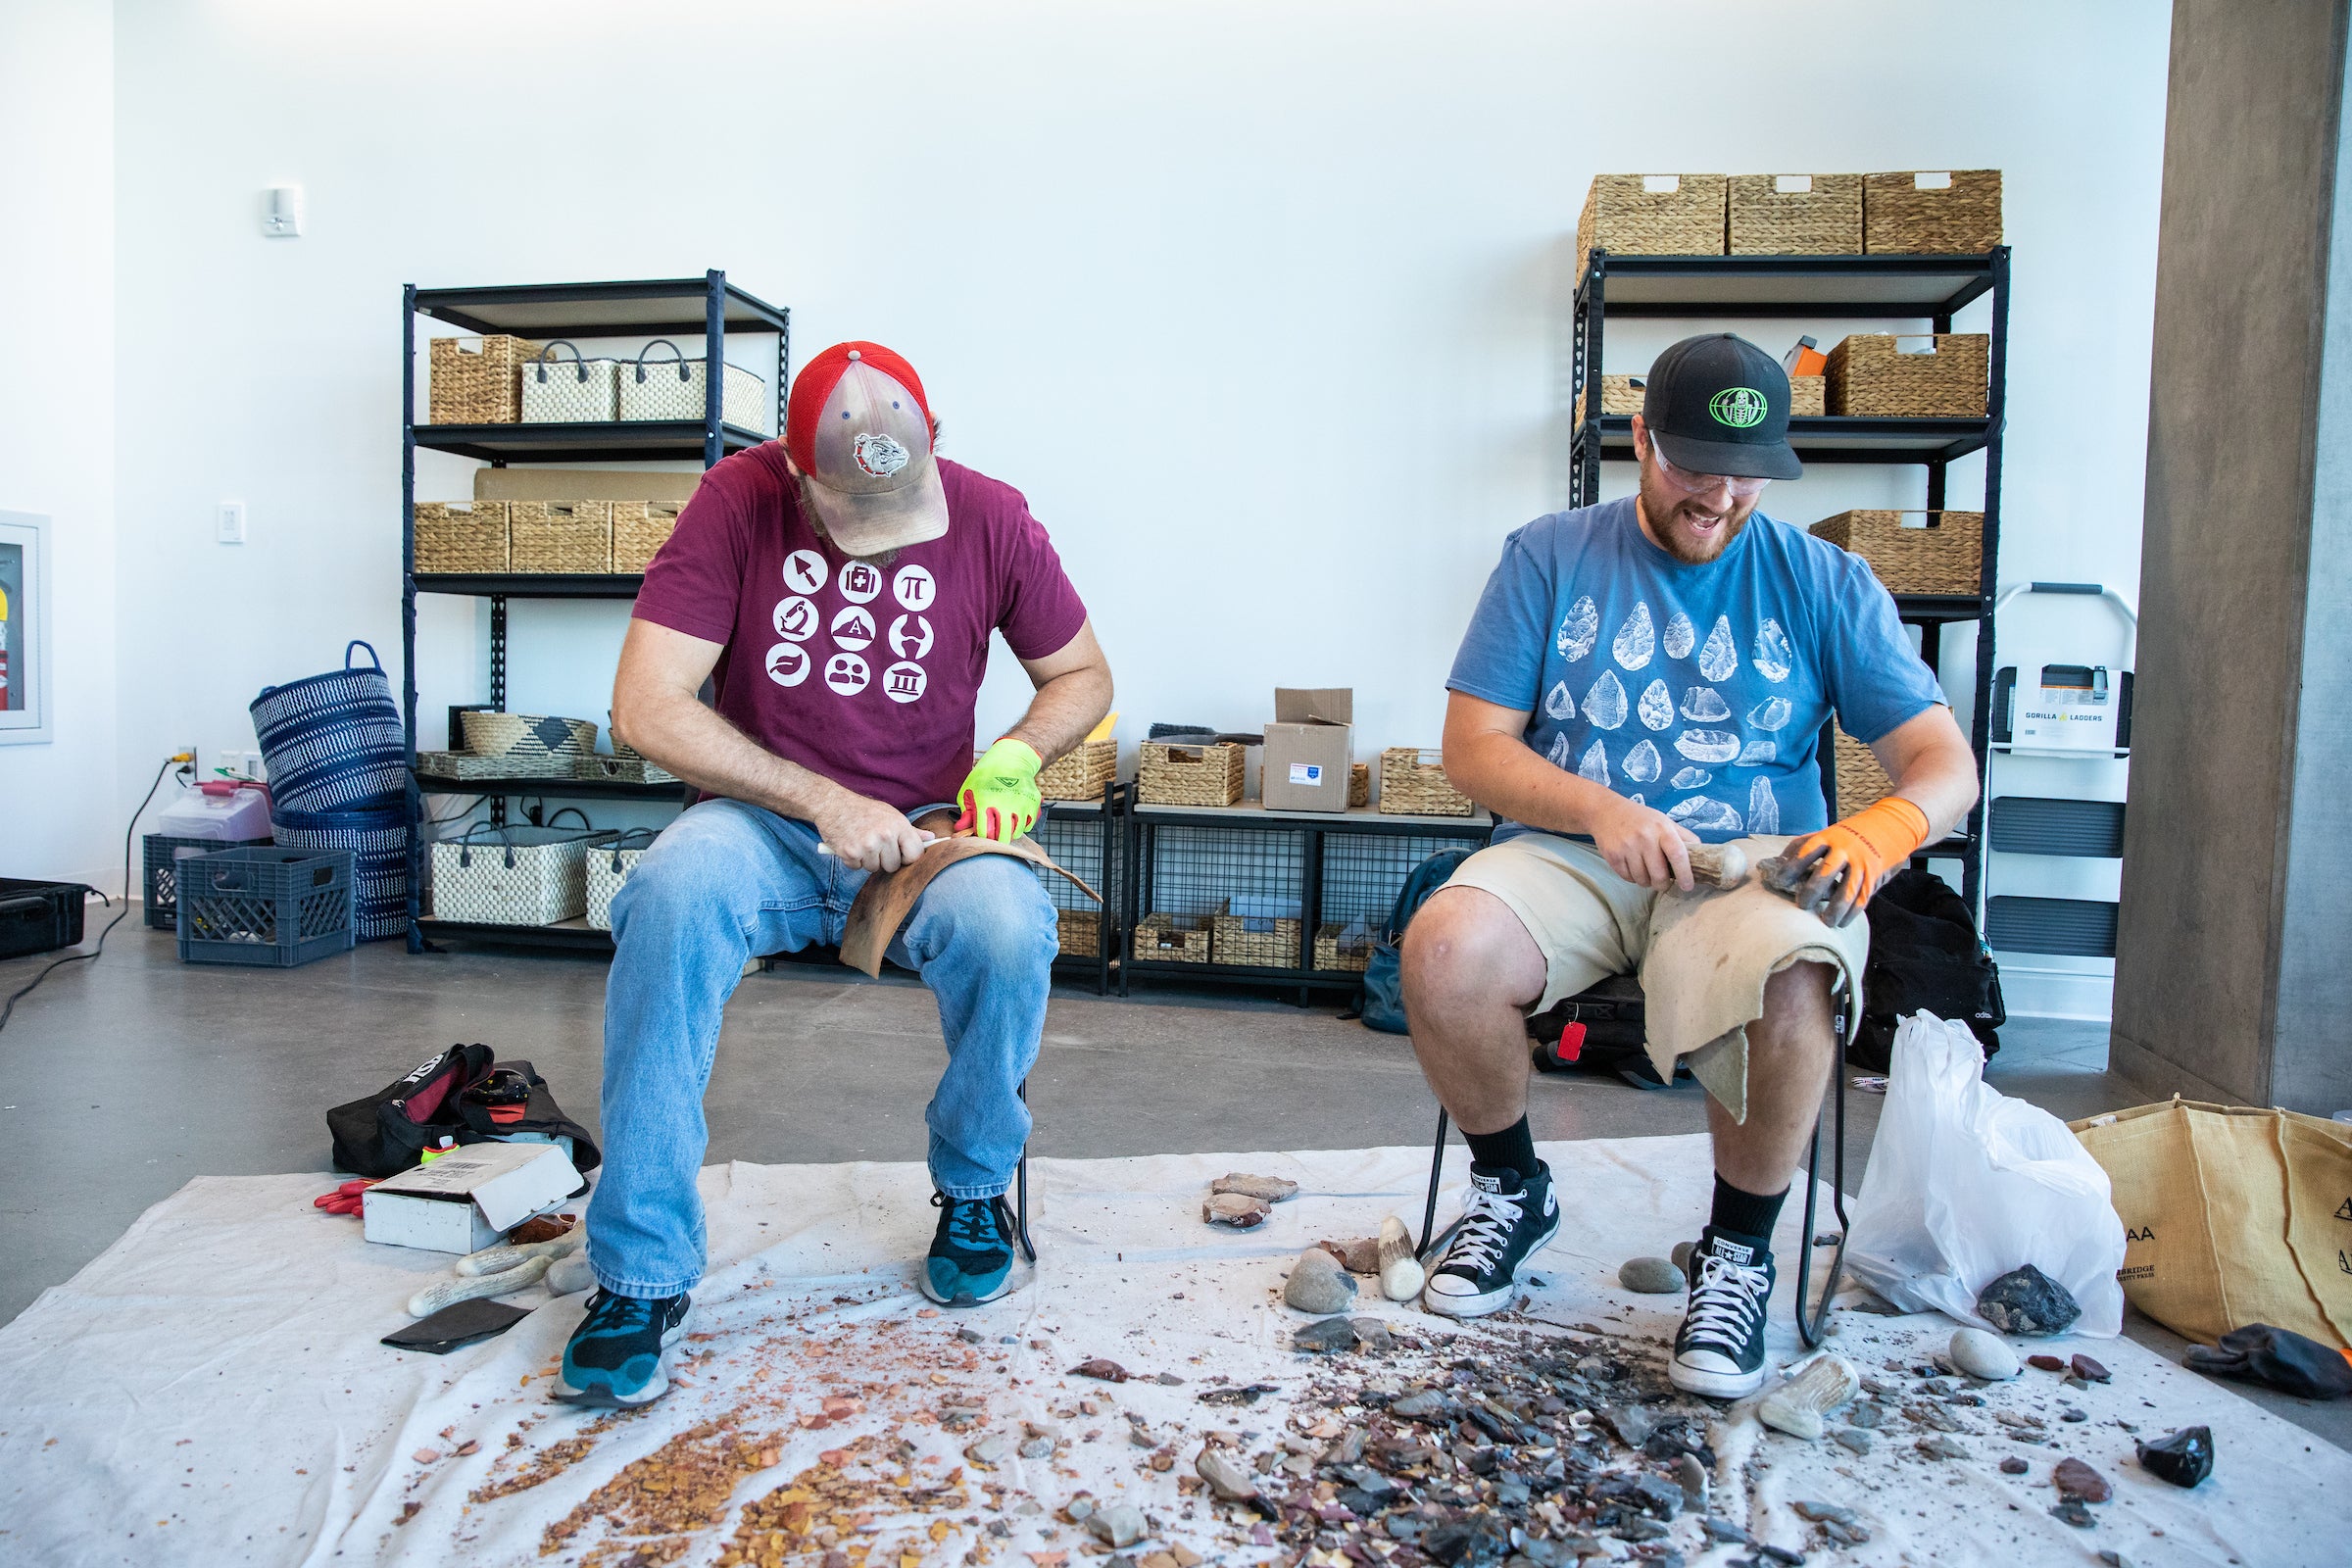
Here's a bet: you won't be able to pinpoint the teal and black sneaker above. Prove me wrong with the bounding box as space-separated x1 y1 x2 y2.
551 1289 692 1407
921 1192 1022 1306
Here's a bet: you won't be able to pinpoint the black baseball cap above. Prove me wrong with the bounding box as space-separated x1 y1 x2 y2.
1640 333 1803 480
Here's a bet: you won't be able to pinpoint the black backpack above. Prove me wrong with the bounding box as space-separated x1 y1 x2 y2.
326 1044 601 1179
1355 848 1477 1035
1850 867 2005 1070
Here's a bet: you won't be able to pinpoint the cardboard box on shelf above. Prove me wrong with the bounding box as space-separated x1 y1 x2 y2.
362 1140 581 1255
473 467 704 504
1262 688 1353 811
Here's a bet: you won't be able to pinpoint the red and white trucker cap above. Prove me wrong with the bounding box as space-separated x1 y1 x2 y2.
783 341 948 556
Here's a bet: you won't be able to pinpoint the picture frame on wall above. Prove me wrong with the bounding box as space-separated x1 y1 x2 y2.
0 511 51 745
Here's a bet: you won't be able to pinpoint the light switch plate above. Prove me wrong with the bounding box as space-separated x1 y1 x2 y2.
217 502 246 544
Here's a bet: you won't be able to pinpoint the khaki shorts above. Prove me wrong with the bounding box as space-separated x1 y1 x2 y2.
1444 831 1868 1122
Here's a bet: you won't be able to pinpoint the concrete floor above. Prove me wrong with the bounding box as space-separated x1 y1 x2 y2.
3 924 2346 1453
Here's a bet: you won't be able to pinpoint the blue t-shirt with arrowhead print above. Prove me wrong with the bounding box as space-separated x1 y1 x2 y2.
1445 496 1946 845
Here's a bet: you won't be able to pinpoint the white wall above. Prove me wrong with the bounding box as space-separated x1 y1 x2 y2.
85 0 2172 1009
0 0 120 891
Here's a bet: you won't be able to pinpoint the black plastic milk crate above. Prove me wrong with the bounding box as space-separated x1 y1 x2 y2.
143 834 273 930
175 846 356 968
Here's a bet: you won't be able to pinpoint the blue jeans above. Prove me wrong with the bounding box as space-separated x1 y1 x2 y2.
585 798 1056 1298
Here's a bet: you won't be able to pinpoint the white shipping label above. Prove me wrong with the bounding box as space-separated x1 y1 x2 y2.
1642 174 1681 194
1289 763 1323 785
1914 171 1953 190
1775 174 1813 194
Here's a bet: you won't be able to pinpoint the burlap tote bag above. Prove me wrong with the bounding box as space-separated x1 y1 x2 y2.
2070 1098 2352 1346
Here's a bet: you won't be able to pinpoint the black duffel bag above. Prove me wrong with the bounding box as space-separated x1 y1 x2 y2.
327 1044 600 1178
1850 867 2005 1071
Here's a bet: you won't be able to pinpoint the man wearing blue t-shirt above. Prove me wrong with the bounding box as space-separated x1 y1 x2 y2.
1403 333 1980 1398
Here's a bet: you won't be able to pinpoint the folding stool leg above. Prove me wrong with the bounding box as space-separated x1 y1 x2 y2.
1419 1106 1450 1255
1796 1024 1852 1349
1014 1079 1037 1263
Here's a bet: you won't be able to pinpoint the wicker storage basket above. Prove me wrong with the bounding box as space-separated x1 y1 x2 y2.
416 750 570 781
1579 371 1818 424
1314 921 1375 973
586 830 658 931
1863 171 2003 254
1213 896 1301 968
1809 510 1985 595
520 342 621 423
1832 725 1894 814
1038 739 1117 802
461 710 598 760
1133 913 1211 963
428 336 542 424
611 501 684 574
617 341 772 432
428 826 594 925
1825 334 1988 417
572 755 679 786
1055 907 1102 960
1729 173 1863 254
1576 173 1727 283
1137 741 1246 807
1379 748 1475 816
1348 761 1370 808
1789 374 1826 416
414 501 510 574
510 500 612 573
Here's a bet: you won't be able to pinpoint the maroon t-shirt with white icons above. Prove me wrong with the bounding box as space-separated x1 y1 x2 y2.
631 444 1089 813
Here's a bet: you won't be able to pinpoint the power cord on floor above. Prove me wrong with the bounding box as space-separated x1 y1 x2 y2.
0 752 186 1036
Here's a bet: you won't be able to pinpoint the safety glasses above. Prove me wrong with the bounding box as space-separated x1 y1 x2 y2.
1647 437 1772 499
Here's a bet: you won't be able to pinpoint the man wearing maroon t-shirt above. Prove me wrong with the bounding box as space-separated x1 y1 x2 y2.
555 342 1112 1408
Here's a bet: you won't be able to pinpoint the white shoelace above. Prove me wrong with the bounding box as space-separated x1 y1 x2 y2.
1683 1252 1771 1348
1441 1182 1529 1275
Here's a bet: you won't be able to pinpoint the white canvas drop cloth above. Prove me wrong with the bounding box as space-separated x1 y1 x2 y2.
0 1136 2341 1567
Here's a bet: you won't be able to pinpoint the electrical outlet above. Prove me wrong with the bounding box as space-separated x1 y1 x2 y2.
174 742 200 779
222 749 265 780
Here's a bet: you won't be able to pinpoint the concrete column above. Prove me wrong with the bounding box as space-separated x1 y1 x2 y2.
2114 0 2352 1111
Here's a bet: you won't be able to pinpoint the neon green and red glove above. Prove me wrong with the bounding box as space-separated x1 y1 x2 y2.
1781 796 1930 927
956 738 1043 843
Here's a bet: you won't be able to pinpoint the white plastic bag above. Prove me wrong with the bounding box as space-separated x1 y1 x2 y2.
1844 1011 2127 1335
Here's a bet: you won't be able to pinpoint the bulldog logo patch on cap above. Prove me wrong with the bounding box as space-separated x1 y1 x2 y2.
853 431 910 478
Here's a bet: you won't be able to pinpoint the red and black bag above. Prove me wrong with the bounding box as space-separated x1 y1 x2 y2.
326 1044 600 1178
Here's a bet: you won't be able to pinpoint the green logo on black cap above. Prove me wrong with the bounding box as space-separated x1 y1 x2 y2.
1709 386 1769 428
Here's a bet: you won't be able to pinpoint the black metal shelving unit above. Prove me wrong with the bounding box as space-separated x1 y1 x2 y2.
401 272 790 954
1569 249 2009 904
1119 800 1495 1005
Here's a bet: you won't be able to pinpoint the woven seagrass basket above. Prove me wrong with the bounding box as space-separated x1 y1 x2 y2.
586 831 658 931
1379 748 1475 816
414 501 510 573
1137 742 1245 807
428 826 593 925
1729 174 1863 254
1213 897 1300 968
1575 173 1727 283
1038 739 1117 802
1314 921 1374 974
572 755 679 785
1133 913 1211 963
1789 374 1826 416
1580 372 1820 425
612 500 684 574
1825 334 1988 417
1055 907 1102 959
1348 761 1370 808
415 750 569 782
1809 511 1985 596
1863 171 2003 254
510 500 613 573
428 336 542 424
461 710 598 760
1833 725 1895 815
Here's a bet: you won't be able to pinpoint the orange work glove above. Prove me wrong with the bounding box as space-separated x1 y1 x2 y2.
1780 796 1930 928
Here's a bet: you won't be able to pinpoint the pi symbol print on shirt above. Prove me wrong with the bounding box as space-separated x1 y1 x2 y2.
783 549 828 596
893 564 935 612
772 596 818 642
831 605 877 652
765 643 811 688
823 652 871 697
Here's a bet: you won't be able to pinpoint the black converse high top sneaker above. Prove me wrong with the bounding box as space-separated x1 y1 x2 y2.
1670 1225 1776 1397
1420 1163 1560 1319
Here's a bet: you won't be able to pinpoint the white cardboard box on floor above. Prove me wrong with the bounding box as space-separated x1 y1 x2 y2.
361 1141 580 1255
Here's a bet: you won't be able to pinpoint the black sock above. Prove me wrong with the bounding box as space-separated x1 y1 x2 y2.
1464 1116 1541 1181
1709 1173 1788 1245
